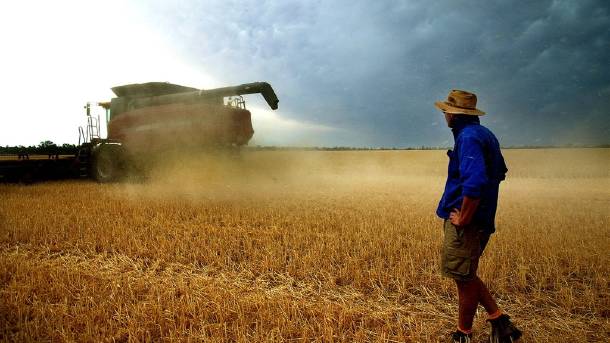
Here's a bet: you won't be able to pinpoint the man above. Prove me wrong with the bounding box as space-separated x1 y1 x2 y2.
434 90 522 343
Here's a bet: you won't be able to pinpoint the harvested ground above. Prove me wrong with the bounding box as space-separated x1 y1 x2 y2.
1 149 609 342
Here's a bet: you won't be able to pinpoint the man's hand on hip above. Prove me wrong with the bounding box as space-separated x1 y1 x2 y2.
449 208 463 226
450 196 481 227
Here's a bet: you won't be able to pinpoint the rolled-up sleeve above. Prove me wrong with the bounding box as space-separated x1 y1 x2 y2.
457 135 488 198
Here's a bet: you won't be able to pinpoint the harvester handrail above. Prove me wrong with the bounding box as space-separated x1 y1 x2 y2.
78 126 86 145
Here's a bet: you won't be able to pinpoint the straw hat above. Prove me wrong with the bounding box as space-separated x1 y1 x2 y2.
434 89 485 115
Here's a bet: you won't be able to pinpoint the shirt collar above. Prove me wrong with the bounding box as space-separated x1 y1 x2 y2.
451 115 480 137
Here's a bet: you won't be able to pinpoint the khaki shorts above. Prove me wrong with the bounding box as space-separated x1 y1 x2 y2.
441 219 490 282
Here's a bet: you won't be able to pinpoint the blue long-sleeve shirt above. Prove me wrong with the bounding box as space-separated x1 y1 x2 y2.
436 116 508 233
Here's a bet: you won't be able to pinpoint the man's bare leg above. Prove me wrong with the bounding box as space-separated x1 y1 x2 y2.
456 276 500 332
475 276 499 315
456 279 479 332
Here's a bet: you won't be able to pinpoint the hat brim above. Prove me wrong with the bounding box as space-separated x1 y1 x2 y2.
434 101 485 115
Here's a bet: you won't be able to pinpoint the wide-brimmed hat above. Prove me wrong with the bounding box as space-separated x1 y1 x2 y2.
434 89 485 115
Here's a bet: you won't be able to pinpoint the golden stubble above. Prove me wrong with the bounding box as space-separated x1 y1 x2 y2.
0 149 608 342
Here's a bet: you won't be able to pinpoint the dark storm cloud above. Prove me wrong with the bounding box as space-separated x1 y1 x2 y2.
143 0 610 147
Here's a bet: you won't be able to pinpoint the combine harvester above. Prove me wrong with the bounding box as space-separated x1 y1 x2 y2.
0 81 279 183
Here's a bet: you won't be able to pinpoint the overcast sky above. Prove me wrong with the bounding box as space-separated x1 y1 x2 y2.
1 0 608 147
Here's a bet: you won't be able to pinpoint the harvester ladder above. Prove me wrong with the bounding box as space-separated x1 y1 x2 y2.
76 144 91 178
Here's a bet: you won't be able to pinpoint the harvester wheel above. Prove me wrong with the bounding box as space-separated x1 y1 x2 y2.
92 144 123 183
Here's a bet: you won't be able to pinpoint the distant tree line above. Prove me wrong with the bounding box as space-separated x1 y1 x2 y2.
249 144 610 151
502 144 610 149
249 145 445 151
1 142 607 156
0 141 79 156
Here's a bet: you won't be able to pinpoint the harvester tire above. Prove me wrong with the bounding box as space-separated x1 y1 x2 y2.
92 144 124 183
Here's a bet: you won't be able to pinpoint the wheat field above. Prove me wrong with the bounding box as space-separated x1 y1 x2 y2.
0 149 608 342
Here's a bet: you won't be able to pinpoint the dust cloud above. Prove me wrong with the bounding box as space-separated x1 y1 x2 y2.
117 149 447 202
502 148 610 179
117 148 609 203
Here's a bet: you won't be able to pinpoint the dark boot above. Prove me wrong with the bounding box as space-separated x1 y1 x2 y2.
488 314 522 343
451 330 472 343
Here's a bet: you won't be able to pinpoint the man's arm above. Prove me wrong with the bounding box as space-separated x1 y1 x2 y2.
451 134 486 227
449 196 480 227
